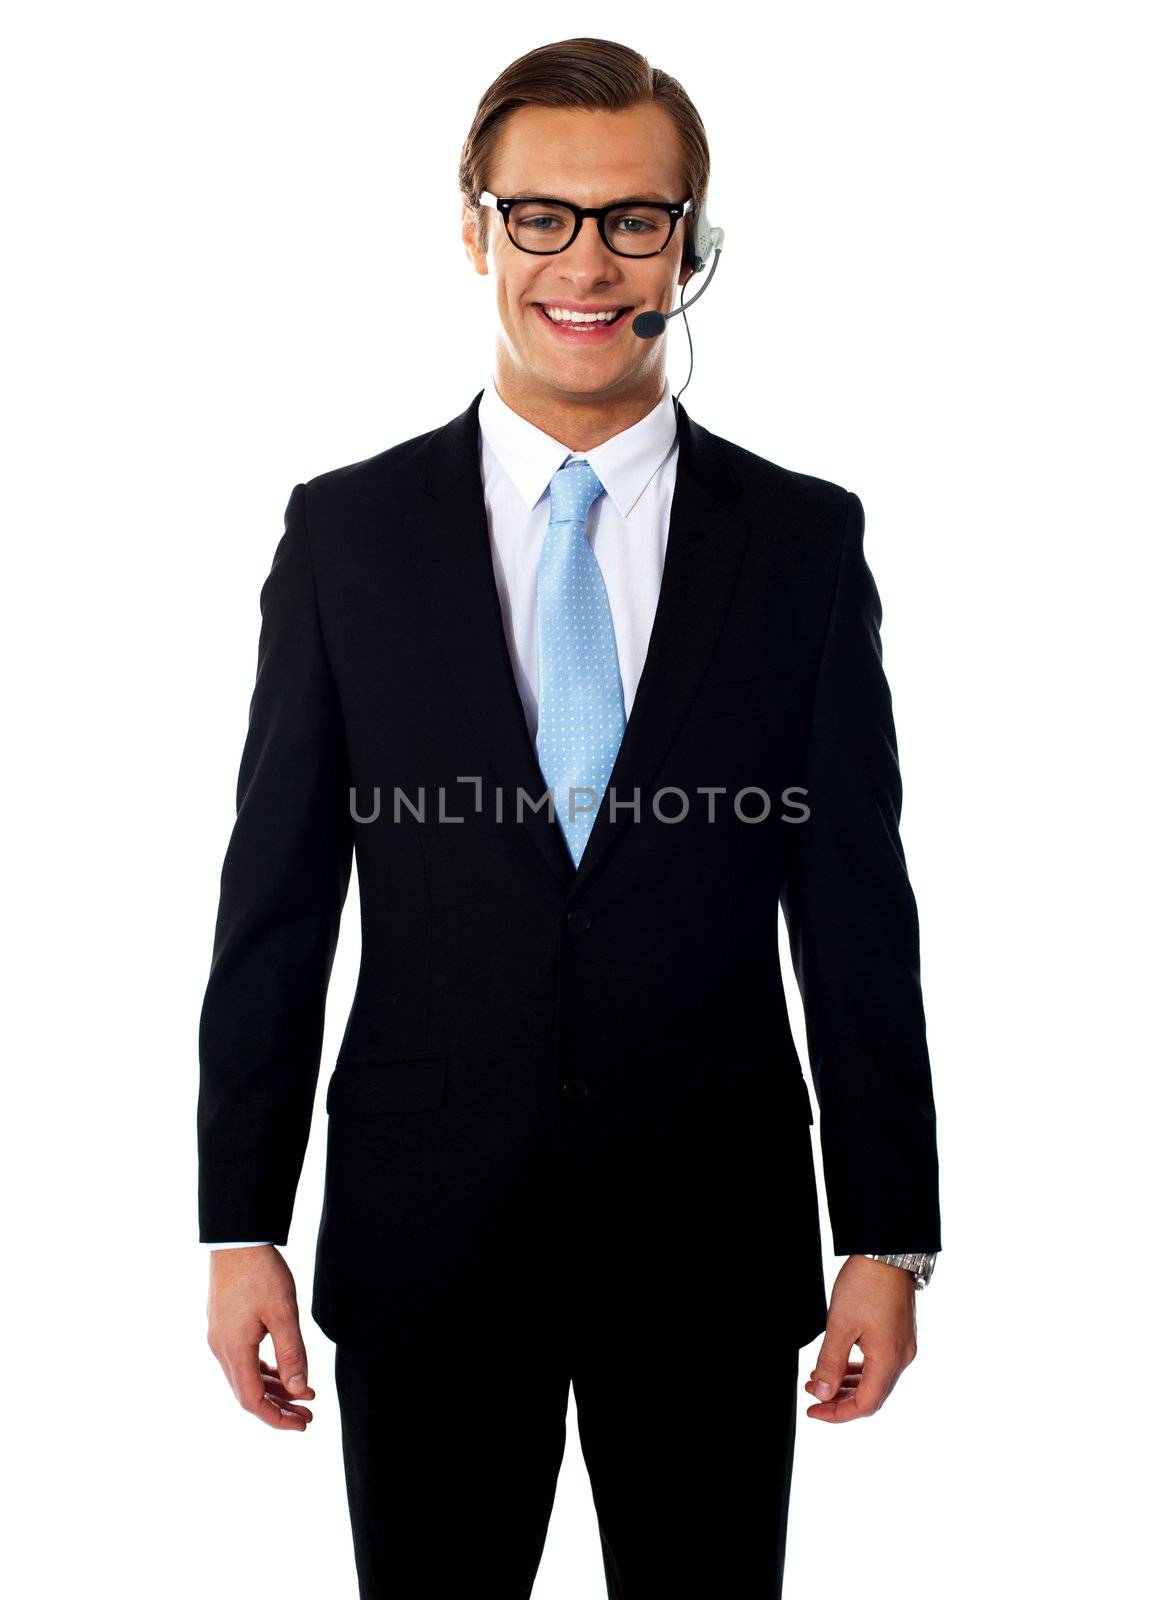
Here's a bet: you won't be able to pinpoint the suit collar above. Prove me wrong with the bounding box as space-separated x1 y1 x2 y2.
420 385 740 510
413 386 748 896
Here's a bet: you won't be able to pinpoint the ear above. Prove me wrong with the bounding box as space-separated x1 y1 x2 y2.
461 201 489 278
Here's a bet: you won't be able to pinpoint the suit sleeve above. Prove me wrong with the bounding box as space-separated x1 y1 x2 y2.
780 490 941 1255
197 482 354 1245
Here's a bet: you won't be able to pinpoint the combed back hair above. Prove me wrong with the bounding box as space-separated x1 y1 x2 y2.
458 37 710 274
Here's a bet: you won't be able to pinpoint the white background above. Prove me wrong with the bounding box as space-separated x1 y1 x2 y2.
5 2 1147 1594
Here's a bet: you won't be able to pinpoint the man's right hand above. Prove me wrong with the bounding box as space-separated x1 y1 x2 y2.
206 1245 316 1430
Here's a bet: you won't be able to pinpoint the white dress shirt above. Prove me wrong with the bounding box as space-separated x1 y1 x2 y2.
477 371 680 743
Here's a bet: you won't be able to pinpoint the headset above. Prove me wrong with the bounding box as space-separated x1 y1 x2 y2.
632 198 724 417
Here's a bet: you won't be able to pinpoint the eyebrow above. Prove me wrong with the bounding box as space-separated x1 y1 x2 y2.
508 193 677 206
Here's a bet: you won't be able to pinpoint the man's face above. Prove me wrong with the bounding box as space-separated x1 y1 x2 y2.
463 102 695 405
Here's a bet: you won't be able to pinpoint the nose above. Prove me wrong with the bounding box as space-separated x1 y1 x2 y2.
558 218 627 284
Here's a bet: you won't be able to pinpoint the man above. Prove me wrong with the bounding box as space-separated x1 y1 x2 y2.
199 37 941 1599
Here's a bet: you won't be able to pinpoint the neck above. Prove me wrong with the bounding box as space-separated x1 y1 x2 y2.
492 355 666 453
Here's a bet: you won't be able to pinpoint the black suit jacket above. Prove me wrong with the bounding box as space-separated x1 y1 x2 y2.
197 390 941 1362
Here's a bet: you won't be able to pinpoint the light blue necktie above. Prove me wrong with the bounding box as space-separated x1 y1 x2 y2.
535 458 626 867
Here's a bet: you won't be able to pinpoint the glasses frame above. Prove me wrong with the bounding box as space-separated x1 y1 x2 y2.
477 190 694 259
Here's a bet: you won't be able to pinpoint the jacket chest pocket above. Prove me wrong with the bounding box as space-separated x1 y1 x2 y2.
690 666 807 705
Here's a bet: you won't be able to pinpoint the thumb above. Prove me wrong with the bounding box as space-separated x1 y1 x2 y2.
810 1333 851 1400
270 1315 309 1397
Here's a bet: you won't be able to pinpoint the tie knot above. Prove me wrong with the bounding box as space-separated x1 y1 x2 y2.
547 457 605 524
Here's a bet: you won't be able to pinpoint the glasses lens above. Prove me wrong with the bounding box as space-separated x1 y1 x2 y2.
506 201 674 256
604 205 674 256
507 201 576 252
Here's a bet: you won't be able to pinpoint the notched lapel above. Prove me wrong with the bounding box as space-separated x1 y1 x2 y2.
411 391 573 888
574 463 750 890
409 388 752 897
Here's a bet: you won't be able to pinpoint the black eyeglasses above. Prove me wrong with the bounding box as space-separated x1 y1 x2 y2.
478 191 693 259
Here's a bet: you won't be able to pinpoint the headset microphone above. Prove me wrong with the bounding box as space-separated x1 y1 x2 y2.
632 203 725 339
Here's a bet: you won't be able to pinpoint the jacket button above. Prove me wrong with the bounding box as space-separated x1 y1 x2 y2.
562 1078 590 1102
566 908 592 933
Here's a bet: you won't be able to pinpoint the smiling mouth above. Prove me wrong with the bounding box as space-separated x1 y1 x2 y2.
533 303 634 325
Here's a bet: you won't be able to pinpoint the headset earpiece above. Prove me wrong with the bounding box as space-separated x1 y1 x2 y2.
690 200 717 274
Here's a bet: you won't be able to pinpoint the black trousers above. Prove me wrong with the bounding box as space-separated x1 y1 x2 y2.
333 1332 800 1598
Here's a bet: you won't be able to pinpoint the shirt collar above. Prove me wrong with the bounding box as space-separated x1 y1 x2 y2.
477 373 678 519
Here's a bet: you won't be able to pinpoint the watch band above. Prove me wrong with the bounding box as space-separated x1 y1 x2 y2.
861 1251 936 1290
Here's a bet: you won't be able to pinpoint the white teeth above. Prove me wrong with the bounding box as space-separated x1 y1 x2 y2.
541 305 621 323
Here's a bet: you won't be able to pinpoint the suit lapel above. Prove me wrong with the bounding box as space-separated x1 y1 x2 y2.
413 388 751 897
412 391 570 886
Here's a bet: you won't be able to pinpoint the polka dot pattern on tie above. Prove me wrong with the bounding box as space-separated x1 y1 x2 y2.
535 458 626 868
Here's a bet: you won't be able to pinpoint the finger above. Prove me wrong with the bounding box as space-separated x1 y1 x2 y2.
228 1343 309 1430
269 1320 310 1401
804 1378 858 1408
807 1346 900 1423
806 1357 863 1399
805 1372 861 1394
262 1375 317 1404
271 1401 314 1422
809 1330 856 1402
259 1360 316 1401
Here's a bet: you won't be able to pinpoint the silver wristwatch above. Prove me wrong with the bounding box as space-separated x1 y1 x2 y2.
862 1252 936 1290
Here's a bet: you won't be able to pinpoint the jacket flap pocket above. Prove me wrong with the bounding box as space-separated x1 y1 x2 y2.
326 1056 448 1115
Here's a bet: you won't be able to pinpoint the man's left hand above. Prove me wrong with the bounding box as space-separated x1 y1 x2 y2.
803 1255 918 1423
